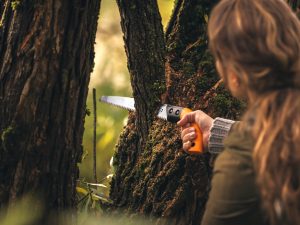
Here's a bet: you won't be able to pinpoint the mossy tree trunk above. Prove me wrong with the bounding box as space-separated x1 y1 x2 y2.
0 0 100 218
116 0 166 148
109 0 244 224
110 1 300 225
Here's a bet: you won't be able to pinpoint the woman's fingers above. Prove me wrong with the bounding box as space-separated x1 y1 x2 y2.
183 140 192 151
182 131 197 143
178 110 213 152
181 127 195 139
181 127 197 152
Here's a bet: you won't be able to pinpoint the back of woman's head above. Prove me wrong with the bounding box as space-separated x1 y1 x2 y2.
208 0 300 92
208 0 300 224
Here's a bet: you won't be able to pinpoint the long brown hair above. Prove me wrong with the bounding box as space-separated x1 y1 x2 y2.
208 0 300 224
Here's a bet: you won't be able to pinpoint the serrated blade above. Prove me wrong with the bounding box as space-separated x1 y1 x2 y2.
100 96 168 121
100 96 203 153
100 96 135 111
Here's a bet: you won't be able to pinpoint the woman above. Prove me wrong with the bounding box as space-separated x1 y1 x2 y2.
178 0 300 225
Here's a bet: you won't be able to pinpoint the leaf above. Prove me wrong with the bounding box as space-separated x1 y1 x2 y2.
76 187 89 195
86 183 107 188
91 193 112 203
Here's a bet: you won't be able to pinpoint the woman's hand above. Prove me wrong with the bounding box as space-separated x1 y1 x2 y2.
177 110 213 152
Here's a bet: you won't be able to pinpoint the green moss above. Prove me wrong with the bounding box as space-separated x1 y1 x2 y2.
199 49 215 72
1 126 15 151
196 73 218 95
212 94 231 110
182 62 196 76
211 85 247 119
151 80 166 95
166 41 178 52
11 0 21 10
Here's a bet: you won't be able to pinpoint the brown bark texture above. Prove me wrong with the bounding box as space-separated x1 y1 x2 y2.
109 1 300 225
116 0 166 147
0 0 100 214
109 0 244 225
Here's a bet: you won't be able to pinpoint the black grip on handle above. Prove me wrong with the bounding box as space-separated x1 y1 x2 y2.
166 105 183 123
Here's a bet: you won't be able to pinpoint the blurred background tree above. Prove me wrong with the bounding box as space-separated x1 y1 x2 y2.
0 0 100 223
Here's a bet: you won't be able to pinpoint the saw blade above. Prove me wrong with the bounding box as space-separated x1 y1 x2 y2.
100 96 168 121
100 96 135 111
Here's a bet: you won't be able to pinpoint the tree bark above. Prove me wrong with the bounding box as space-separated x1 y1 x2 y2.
0 0 100 217
110 0 300 224
116 0 166 147
109 0 244 225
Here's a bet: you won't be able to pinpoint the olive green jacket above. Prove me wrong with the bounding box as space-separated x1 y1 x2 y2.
201 122 268 225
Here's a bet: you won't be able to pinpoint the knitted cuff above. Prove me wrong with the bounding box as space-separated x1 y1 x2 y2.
208 117 236 154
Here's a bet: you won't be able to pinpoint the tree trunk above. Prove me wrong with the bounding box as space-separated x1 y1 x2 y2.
109 0 244 224
110 1 300 225
116 0 166 147
0 0 100 217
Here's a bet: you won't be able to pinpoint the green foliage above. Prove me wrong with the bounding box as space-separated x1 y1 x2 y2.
0 194 160 225
79 0 132 183
211 84 247 118
80 81 131 182
76 173 113 213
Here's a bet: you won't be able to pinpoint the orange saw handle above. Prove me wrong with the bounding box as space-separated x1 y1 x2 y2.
180 108 204 154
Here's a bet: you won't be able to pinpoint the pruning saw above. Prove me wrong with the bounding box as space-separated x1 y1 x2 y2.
100 96 203 154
